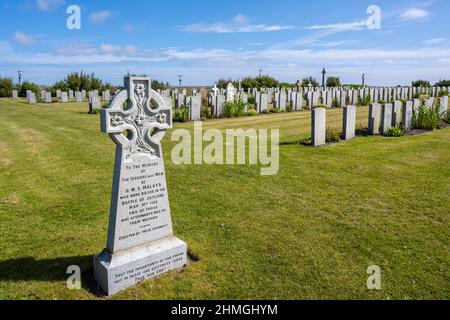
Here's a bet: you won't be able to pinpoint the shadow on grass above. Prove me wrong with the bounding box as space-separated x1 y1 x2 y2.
279 139 311 147
0 255 105 297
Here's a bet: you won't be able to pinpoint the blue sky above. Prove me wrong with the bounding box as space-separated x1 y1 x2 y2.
1 0 450 86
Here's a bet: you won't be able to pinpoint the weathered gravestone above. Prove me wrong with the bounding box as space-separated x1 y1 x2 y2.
403 101 413 130
381 104 393 134
12 90 18 99
392 100 402 127
258 93 268 113
214 95 225 117
226 82 236 102
26 91 36 104
342 105 356 140
292 92 303 111
89 96 101 113
95 77 187 296
44 92 52 103
60 92 69 103
276 92 287 111
190 94 201 121
412 99 420 114
368 103 381 135
311 107 326 147
103 90 111 102
440 96 448 118
75 91 83 102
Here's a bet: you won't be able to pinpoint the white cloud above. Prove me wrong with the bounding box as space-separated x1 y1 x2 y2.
422 38 446 45
13 32 36 46
5 41 450 66
89 11 113 24
400 8 430 21
36 0 65 11
177 14 293 33
306 21 367 31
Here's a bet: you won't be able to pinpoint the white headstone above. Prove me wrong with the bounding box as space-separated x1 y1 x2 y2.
312 108 326 147
368 103 381 135
342 105 356 140
381 104 393 134
226 82 236 102
403 101 413 130
190 94 201 121
440 96 448 118
60 92 68 103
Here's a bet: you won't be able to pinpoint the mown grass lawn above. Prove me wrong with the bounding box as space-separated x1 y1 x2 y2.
0 98 448 300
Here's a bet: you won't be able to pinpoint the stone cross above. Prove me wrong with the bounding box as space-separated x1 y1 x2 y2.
100 77 172 161
95 76 187 296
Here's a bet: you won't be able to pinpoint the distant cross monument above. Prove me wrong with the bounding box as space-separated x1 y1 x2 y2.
17 70 23 86
95 76 187 296
321 68 326 88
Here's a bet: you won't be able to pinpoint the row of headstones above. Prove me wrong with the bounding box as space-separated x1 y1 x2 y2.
159 85 450 101
14 89 111 105
311 96 449 147
205 85 450 117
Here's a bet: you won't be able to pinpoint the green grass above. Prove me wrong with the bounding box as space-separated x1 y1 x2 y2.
0 98 449 300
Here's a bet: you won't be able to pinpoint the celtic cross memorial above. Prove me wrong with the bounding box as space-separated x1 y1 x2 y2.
94 76 187 296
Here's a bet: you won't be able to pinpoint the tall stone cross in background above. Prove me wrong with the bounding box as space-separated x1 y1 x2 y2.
94 76 187 296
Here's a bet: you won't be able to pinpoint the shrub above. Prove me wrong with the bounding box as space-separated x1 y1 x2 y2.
174 107 190 122
412 104 441 131
357 96 371 106
234 100 246 116
356 124 369 136
19 81 40 98
331 98 340 108
326 127 341 143
302 76 319 87
438 89 449 97
222 101 235 118
443 112 450 124
385 127 404 137
0 77 15 97
435 79 450 87
201 106 212 120
269 107 281 113
412 80 430 88
326 76 341 87
222 100 246 118
247 109 257 116
247 96 256 105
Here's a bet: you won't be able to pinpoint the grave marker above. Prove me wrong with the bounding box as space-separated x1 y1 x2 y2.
95 76 187 296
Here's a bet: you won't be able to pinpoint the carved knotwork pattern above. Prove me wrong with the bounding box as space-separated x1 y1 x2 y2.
101 78 171 160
